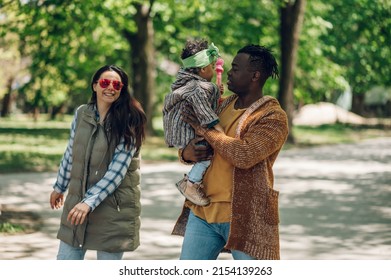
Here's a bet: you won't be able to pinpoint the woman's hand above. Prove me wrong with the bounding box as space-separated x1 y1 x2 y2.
67 202 91 225
182 137 213 163
50 191 64 210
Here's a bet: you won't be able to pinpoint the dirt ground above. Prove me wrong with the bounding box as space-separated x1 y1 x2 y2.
1 137 390 260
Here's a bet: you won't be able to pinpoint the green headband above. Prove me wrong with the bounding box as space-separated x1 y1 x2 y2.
181 43 220 69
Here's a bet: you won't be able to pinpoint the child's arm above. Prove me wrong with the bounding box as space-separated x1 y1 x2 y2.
218 84 224 104
219 84 224 96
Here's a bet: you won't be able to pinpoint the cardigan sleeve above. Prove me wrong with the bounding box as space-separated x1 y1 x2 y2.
203 108 288 169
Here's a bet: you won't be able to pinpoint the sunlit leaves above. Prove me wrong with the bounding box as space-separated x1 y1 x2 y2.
320 0 391 94
1 0 389 118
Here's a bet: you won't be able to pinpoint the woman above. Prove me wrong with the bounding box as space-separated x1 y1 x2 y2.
50 65 146 260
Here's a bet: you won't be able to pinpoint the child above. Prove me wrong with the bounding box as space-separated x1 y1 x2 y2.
163 39 224 206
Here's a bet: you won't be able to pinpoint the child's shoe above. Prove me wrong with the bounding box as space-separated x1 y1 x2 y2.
175 174 210 206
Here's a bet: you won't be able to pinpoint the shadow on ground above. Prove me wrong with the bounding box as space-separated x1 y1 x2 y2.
0 138 390 260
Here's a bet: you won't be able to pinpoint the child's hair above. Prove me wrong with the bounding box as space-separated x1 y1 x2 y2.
181 38 209 74
237 44 279 82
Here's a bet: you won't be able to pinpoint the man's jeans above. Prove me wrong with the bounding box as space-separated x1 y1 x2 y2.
180 211 255 260
57 241 124 260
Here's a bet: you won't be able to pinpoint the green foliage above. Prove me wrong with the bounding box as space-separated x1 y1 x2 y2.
153 0 281 100
1 0 129 113
319 0 391 95
0 222 25 234
295 2 348 104
1 0 390 122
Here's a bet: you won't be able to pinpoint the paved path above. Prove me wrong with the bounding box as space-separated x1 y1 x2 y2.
0 137 390 260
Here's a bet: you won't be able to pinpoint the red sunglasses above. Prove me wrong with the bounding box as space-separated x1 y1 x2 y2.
98 79 123 91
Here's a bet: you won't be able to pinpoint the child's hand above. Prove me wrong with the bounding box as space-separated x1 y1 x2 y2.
219 84 224 96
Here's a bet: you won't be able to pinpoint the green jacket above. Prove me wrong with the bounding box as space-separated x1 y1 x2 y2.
57 104 141 252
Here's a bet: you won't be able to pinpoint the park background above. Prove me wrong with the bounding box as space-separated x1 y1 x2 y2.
0 0 390 260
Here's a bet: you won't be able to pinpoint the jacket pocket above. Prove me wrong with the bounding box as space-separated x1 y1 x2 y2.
109 192 121 212
264 188 280 225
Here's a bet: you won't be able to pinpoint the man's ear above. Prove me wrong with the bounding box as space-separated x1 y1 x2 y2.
252 71 261 82
93 83 97 92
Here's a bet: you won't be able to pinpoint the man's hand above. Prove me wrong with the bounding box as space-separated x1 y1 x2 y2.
182 137 213 162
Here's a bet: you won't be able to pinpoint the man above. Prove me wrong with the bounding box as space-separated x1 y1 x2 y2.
172 44 289 260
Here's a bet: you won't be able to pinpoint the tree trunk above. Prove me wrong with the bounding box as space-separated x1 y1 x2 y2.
1 77 14 118
124 1 156 136
278 0 306 144
351 92 365 116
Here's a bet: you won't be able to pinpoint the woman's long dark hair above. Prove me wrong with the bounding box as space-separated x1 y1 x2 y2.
90 65 146 151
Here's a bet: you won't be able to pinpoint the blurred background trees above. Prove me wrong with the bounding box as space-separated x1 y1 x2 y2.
1 0 390 142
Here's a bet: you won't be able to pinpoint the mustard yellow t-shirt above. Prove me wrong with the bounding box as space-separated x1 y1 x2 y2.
187 97 246 223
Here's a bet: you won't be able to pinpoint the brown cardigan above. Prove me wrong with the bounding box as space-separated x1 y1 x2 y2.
172 94 288 260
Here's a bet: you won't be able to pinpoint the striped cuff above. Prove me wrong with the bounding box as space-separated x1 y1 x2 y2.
207 119 220 129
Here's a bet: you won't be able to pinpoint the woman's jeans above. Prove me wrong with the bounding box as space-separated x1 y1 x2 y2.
180 211 255 260
57 241 124 260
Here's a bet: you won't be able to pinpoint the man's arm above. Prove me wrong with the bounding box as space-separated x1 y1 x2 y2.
203 113 288 169
182 105 288 169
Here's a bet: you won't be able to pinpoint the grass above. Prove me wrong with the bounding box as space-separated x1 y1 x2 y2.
142 136 178 162
0 114 390 173
0 222 25 234
0 127 70 172
0 208 43 234
290 123 391 148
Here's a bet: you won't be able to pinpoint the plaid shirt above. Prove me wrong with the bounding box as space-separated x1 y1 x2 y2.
53 107 134 211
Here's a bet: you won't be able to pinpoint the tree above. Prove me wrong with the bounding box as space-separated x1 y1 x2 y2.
151 0 280 113
278 0 306 143
320 0 391 115
0 2 30 117
0 32 27 118
3 0 389 133
0 1 116 118
122 1 156 135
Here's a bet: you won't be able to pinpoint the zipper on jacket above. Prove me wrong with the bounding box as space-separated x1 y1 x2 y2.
113 193 120 212
95 124 109 175
73 227 83 248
